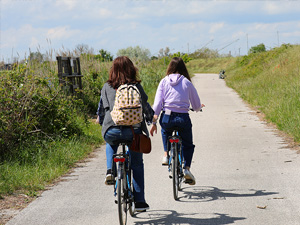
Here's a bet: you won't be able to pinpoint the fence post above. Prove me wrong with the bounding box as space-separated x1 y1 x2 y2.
56 56 83 95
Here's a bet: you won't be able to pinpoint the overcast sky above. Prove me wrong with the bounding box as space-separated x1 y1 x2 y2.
1 0 300 62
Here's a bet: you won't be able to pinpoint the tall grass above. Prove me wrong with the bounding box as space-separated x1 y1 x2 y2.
226 44 300 142
0 119 102 196
187 57 236 74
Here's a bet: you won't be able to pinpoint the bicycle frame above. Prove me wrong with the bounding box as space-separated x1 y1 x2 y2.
112 144 135 225
168 130 184 200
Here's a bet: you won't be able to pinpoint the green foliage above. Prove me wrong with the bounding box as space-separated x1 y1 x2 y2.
0 62 87 157
117 46 151 62
94 49 113 62
29 52 45 63
186 57 236 74
172 52 192 63
226 44 300 142
138 60 167 103
249 43 266 54
0 119 103 195
189 47 219 59
79 54 110 113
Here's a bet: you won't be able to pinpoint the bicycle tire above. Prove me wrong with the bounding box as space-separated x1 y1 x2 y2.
117 171 128 225
128 166 135 216
172 144 179 200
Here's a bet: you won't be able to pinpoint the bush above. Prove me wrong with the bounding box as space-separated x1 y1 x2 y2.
0 62 86 158
249 43 266 54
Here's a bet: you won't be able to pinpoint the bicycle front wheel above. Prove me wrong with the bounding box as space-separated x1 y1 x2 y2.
117 176 128 225
172 145 179 200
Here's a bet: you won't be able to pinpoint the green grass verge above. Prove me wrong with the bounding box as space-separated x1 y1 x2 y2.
226 44 300 142
0 119 103 197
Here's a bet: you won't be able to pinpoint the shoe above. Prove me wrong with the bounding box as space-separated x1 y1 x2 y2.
135 202 149 212
184 169 196 185
162 156 169 165
104 169 114 185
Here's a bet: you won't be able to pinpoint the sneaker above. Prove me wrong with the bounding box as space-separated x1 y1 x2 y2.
135 202 149 212
162 156 169 166
184 169 196 185
104 169 114 185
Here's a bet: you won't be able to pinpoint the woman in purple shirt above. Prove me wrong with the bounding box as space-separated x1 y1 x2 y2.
150 57 204 185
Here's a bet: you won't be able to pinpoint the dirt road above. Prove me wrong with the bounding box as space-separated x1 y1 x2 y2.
7 73 300 225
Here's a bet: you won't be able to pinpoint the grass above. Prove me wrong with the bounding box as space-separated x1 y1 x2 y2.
225 44 300 142
187 57 236 74
0 118 103 197
187 44 300 144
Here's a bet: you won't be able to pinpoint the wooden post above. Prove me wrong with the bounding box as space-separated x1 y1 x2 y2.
56 56 83 95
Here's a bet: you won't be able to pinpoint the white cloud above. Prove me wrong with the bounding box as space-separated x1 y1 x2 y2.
46 26 79 40
54 0 77 10
263 2 300 15
209 23 225 34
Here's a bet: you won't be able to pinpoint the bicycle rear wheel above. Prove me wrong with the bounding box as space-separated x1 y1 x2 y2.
172 144 180 200
117 175 129 224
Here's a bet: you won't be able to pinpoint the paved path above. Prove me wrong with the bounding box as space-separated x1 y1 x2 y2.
7 74 300 225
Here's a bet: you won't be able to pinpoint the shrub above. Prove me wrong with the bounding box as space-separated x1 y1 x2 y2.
0 62 86 158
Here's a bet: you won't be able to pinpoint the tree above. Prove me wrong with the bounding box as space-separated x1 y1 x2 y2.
94 49 113 62
158 47 170 58
249 43 266 54
29 52 44 63
190 47 219 59
172 52 192 63
75 44 94 55
117 46 151 62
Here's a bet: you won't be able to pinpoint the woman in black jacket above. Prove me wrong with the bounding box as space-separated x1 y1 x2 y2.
97 56 153 212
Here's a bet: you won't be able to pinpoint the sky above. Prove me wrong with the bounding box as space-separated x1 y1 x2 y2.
1 0 300 62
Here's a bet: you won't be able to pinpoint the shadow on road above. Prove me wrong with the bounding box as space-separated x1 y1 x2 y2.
178 186 278 202
133 210 246 225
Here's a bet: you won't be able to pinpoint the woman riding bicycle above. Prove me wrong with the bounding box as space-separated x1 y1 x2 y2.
150 57 204 185
98 56 153 212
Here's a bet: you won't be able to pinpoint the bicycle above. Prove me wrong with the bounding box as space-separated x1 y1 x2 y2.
167 127 185 200
167 109 201 200
111 139 135 225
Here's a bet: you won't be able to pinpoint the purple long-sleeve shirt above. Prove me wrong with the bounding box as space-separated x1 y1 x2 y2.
152 74 202 116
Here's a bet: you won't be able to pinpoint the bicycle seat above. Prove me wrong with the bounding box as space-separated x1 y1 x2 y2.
166 126 184 132
111 139 133 146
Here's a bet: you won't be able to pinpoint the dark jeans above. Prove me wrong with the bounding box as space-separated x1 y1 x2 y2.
160 112 195 168
104 126 145 202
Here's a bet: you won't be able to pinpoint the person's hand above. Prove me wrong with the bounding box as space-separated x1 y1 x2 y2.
96 115 99 124
201 104 205 108
150 124 157 136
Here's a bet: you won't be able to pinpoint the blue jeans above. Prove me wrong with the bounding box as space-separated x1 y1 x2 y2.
160 112 195 168
104 126 145 203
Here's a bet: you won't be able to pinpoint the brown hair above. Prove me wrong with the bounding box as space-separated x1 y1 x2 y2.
107 56 141 89
166 57 191 81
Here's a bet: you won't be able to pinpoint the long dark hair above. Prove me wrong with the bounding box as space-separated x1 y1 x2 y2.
166 57 191 81
107 56 141 89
